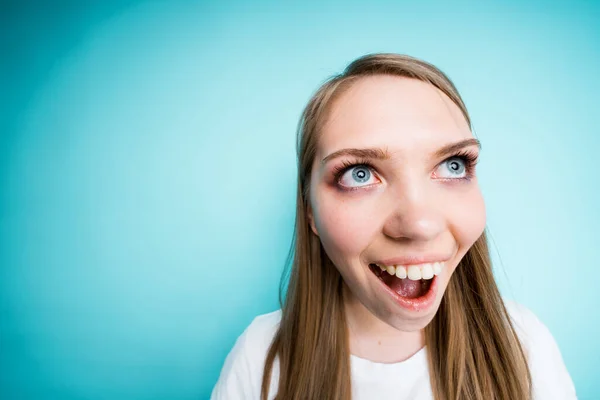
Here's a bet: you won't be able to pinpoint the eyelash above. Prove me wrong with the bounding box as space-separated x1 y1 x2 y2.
331 150 480 187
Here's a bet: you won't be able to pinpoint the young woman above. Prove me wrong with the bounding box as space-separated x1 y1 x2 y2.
211 53 577 400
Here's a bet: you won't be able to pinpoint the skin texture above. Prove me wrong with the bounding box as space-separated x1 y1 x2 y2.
307 75 486 363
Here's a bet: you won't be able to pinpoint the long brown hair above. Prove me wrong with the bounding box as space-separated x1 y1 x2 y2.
261 53 532 400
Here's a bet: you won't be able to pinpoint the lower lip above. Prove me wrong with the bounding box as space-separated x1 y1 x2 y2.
376 272 439 312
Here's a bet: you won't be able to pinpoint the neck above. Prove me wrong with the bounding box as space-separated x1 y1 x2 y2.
343 283 425 363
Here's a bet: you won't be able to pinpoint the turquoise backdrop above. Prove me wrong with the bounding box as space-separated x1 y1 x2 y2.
1 1 598 399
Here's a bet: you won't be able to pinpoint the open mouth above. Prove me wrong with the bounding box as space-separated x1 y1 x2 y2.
368 262 440 299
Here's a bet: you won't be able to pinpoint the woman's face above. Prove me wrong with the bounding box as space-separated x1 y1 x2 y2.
308 75 486 331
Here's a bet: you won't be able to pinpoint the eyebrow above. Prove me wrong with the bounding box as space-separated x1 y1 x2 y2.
321 138 481 165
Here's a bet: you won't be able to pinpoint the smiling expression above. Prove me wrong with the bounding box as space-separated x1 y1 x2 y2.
307 75 486 331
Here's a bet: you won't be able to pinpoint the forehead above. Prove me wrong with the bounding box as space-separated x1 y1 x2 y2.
318 75 472 156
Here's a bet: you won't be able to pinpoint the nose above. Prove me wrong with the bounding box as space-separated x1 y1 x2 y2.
381 184 445 242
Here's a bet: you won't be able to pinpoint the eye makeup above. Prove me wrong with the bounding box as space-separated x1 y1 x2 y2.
330 149 480 191
436 149 479 182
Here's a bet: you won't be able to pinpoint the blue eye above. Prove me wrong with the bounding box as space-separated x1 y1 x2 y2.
352 167 371 183
432 150 480 181
338 165 378 188
444 157 466 176
332 151 479 190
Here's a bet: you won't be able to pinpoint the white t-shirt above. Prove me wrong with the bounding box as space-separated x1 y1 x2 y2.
211 300 577 399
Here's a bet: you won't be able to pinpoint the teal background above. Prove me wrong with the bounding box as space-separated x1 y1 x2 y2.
1 1 598 399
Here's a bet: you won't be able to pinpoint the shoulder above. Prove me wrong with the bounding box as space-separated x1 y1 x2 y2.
503 299 547 343
211 310 282 400
245 309 283 346
503 299 578 399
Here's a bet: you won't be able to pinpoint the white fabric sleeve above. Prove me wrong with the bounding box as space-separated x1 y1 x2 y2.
508 301 578 400
210 327 258 400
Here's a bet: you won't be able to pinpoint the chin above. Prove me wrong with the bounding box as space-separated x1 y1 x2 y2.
381 300 442 331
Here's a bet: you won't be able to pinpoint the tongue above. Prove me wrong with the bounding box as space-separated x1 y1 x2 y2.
380 272 424 299
388 278 424 298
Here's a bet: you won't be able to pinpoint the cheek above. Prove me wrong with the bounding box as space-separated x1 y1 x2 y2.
312 191 376 267
450 188 486 252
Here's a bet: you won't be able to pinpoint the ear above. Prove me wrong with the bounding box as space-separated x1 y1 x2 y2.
307 203 319 237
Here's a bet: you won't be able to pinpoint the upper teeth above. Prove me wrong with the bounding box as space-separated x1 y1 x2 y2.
376 262 444 281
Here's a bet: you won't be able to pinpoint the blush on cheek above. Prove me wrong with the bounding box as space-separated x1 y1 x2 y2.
315 196 375 269
454 195 486 247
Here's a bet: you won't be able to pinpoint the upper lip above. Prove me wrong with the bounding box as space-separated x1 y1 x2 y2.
372 255 449 266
